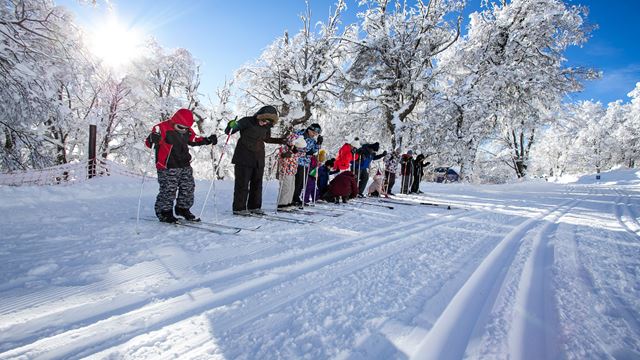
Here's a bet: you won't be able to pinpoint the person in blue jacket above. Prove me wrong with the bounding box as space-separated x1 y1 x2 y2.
291 123 322 206
353 142 386 197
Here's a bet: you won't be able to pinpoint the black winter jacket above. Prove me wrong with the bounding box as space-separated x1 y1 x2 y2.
226 116 284 168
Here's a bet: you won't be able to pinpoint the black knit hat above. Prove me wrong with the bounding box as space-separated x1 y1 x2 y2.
255 105 279 124
307 123 322 134
371 142 380 152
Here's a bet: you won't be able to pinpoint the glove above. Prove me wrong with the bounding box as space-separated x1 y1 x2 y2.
350 147 357 154
316 135 323 146
149 132 161 145
381 150 388 156
206 134 218 145
225 117 239 134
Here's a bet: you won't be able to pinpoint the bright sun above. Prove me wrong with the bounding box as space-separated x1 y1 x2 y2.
88 15 144 69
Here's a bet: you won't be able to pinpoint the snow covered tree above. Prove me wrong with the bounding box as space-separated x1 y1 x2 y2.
614 83 640 168
0 0 91 170
475 0 596 178
343 0 463 150
236 0 349 135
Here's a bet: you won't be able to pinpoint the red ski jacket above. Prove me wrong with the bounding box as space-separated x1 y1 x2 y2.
144 109 212 170
334 143 359 171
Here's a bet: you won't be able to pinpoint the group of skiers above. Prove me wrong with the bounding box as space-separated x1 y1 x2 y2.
145 107 429 223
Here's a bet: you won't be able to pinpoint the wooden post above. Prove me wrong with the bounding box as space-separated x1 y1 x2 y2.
88 124 97 179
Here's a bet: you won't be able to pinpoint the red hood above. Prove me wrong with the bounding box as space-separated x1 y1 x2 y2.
171 109 194 127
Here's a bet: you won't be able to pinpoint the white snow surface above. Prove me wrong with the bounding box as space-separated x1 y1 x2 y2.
1 169 640 359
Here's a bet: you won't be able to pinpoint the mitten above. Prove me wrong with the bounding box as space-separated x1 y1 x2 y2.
207 134 218 145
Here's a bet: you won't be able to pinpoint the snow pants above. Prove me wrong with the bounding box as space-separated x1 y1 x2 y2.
155 167 195 216
384 171 396 195
233 164 264 212
357 168 369 196
278 174 295 206
400 173 412 194
292 165 308 205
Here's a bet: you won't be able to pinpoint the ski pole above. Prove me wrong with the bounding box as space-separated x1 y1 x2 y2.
136 126 159 234
199 128 233 219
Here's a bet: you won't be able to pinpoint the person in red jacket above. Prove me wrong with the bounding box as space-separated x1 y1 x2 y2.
333 137 360 171
145 108 217 223
322 170 358 203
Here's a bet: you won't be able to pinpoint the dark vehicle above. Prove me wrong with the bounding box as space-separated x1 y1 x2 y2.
433 167 459 183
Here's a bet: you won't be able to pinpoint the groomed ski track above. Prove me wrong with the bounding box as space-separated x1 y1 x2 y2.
1 175 639 359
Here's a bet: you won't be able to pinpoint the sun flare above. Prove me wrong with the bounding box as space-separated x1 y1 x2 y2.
88 15 144 69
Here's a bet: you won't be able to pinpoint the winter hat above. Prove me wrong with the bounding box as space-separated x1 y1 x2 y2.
307 123 322 134
349 136 361 148
255 105 279 124
293 136 307 149
371 142 380 152
318 149 327 163
171 108 194 127
325 158 336 168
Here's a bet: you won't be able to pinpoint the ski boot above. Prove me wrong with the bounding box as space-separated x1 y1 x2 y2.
158 211 178 223
175 207 200 222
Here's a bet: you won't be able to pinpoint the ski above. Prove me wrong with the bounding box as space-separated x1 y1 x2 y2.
302 203 348 213
386 196 453 209
137 217 240 235
350 199 395 209
245 212 323 224
289 208 342 217
198 220 261 231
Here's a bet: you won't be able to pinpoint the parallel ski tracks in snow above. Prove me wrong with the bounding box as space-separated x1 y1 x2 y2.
1 210 477 359
411 193 581 360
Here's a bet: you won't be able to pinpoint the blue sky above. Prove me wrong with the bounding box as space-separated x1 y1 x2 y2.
58 0 640 105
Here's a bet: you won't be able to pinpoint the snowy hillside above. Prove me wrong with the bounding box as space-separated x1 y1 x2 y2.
1 170 639 359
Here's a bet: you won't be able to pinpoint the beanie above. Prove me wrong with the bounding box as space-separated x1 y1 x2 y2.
307 123 322 134
371 142 380 152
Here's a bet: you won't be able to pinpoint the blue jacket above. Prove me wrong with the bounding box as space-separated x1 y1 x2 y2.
295 129 320 167
355 144 385 170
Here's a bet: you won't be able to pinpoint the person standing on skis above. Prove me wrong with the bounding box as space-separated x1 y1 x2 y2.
400 150 415 194
276 134 307 210
353 142 386 197
225 105 284 215
383 148 400 195
411 153 430 193
145 108 218 223
291 123 322 207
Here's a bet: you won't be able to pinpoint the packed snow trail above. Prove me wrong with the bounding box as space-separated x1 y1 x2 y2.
1 170 639 359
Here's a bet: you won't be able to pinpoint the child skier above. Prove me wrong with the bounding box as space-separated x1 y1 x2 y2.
145 108 217 223
277 134 308 210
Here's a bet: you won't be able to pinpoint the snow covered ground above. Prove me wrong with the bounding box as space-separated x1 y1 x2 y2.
1 169 639 359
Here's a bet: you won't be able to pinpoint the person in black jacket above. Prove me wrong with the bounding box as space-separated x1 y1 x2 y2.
411 154 430 193
225 105 284 215
400 150 414 194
